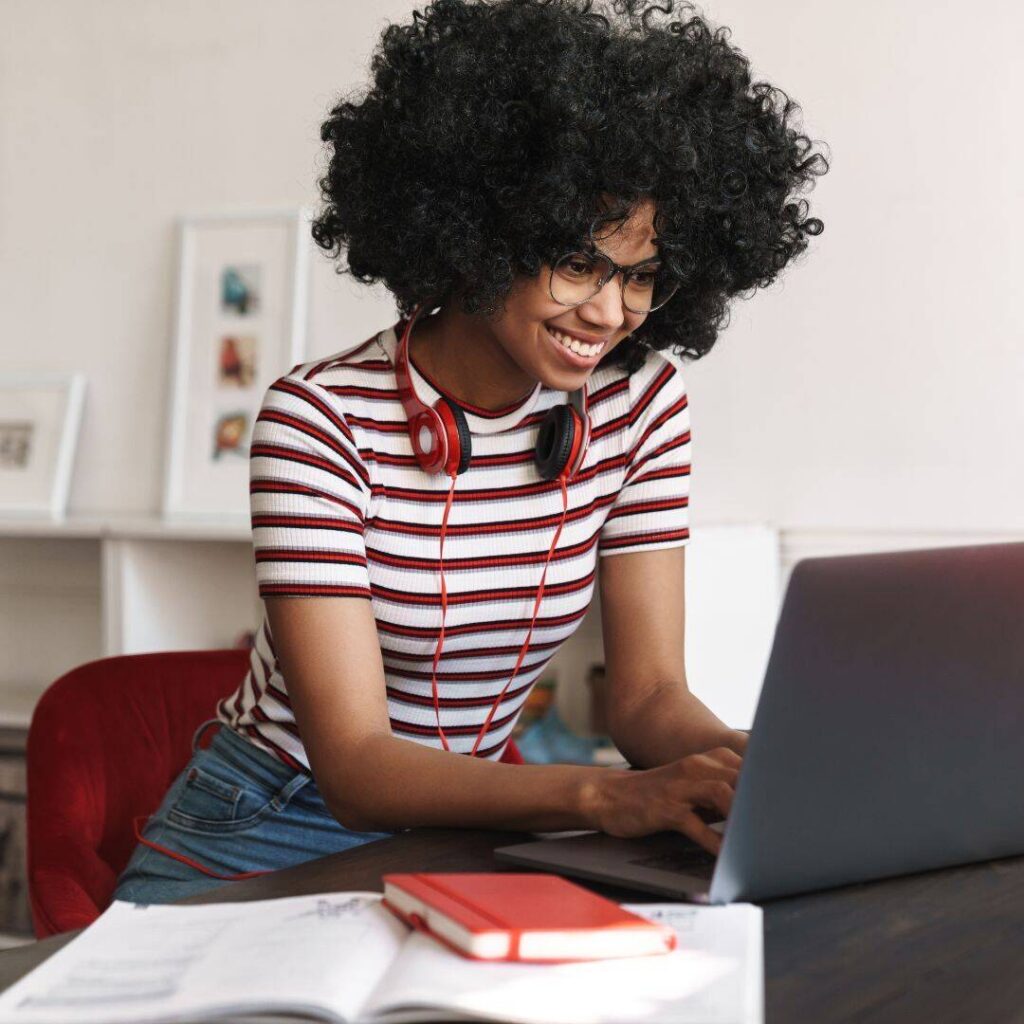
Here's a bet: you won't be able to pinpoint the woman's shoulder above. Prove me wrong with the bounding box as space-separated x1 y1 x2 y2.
253 327 398 448
277 327 394 391
589 345 687 417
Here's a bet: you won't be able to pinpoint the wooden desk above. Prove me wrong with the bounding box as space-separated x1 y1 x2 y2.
2 829 1023 1023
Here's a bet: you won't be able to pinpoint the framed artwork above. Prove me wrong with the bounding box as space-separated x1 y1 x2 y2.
162 207 311 522
0 373 85 520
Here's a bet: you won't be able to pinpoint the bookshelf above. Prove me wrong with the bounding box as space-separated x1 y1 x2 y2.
0 515 260 727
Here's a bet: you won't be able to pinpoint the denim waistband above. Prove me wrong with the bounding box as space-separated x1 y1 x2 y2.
197 720 306 792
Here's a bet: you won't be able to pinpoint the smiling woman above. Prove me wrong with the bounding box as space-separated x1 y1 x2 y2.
114 0 828 904
312 0 828 376
406 196 666 407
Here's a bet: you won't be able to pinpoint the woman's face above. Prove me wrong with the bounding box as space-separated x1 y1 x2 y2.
490 198 659 391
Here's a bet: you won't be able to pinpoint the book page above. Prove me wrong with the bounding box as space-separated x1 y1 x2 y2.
0 893 408 1024
363 903 763 1024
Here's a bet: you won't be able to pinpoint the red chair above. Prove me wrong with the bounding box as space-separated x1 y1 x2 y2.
26 650 524 938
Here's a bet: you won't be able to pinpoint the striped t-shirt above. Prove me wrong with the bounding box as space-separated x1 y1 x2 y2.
217 319 692 770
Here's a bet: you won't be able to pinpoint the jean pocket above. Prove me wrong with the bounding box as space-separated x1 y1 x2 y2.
166 757 303 835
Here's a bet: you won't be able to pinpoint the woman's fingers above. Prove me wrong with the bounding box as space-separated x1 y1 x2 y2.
731 730 750 755
615 754 741 843
685 757 739 787
705 746 743 769
678 813 723 855
692 778 734 819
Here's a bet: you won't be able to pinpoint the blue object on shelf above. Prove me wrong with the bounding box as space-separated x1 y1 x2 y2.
516 705 604 765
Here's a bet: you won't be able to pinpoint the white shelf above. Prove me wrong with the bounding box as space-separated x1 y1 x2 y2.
0 685 46 730
0 515 109 539
0 512 251 542
0 516 262 726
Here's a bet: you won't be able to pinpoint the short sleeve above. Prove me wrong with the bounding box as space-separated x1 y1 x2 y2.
248 374 373 598
598 355 692 557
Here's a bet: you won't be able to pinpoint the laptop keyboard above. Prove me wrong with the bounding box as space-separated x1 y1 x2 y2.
628 846 717 874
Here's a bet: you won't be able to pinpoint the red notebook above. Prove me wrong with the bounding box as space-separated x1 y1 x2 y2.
381 872 677 963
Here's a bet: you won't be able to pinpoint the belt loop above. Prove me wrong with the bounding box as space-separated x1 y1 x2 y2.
191 718 222 752
270 771 312 811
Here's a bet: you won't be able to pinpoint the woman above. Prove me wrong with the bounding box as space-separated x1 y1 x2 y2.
115 0 827 903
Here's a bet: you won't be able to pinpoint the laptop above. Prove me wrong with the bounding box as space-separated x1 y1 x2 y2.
496 541 1024 903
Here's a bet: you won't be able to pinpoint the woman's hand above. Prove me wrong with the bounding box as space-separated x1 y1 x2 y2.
587 747 743 855
722 728 749 756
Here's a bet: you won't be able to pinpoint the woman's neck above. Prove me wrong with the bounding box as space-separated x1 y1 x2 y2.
408 306 536 412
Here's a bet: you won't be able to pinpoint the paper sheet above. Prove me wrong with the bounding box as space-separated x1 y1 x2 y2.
0 893 406 1024
364 902 763 1024
0 895 762 1024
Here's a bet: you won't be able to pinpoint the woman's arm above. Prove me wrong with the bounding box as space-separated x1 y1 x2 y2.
606 682 748 770
598 545 748 769
265 595 735 851
265 594 603 832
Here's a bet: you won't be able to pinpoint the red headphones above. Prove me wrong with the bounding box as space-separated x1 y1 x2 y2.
394 302 591 481
392 301 592 757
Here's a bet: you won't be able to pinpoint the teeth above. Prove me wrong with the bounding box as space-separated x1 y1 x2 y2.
549 328 603 358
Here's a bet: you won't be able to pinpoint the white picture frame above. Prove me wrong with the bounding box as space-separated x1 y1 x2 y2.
162 206 312 523
0 373 86 520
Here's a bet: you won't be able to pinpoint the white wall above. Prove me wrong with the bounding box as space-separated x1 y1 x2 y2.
0 0 412 515
687 0 1024 533
1 0 1021 530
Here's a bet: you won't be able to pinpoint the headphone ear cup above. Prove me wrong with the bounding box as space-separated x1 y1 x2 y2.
534 404 578 481
436 399 473 475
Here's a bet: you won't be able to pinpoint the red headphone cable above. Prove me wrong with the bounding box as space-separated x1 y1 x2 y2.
430 474 570 758
430 470 459 753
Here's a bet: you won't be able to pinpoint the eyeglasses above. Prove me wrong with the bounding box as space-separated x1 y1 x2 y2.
548 248 680 314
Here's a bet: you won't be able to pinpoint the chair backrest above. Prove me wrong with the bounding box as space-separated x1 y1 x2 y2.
26 650 248 937
26 649 526 937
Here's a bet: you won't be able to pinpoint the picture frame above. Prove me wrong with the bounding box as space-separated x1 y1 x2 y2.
162 207 312 522
0 373 86 520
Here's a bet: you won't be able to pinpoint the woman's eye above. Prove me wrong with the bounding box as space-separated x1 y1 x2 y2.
566 259 593 275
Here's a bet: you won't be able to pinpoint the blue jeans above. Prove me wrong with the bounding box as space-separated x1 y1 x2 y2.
113 720 393 904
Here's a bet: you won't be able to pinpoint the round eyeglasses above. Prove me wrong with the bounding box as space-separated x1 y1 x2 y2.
549 249 680 314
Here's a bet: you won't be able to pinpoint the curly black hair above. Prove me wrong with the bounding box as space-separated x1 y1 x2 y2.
312 0 829 374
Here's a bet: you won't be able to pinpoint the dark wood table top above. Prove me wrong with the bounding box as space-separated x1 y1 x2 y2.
3 829 1023 1024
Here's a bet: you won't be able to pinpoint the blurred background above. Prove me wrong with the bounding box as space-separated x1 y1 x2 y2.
0 0 1021 938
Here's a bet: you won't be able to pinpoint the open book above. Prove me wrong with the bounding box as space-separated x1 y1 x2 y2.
0 893 763 1024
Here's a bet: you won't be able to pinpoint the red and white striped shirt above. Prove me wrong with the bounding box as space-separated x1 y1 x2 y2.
218 320 692 770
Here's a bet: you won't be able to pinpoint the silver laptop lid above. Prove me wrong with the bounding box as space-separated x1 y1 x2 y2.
710 541 1024 903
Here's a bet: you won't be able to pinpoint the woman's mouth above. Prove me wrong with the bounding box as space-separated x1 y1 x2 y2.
544 325 607 367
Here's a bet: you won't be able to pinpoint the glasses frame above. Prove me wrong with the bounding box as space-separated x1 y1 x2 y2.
548 248 680 314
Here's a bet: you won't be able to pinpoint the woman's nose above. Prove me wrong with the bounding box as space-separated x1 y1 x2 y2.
580 273 627 331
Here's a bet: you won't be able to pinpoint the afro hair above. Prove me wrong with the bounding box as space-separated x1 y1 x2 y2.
312 0 829 374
